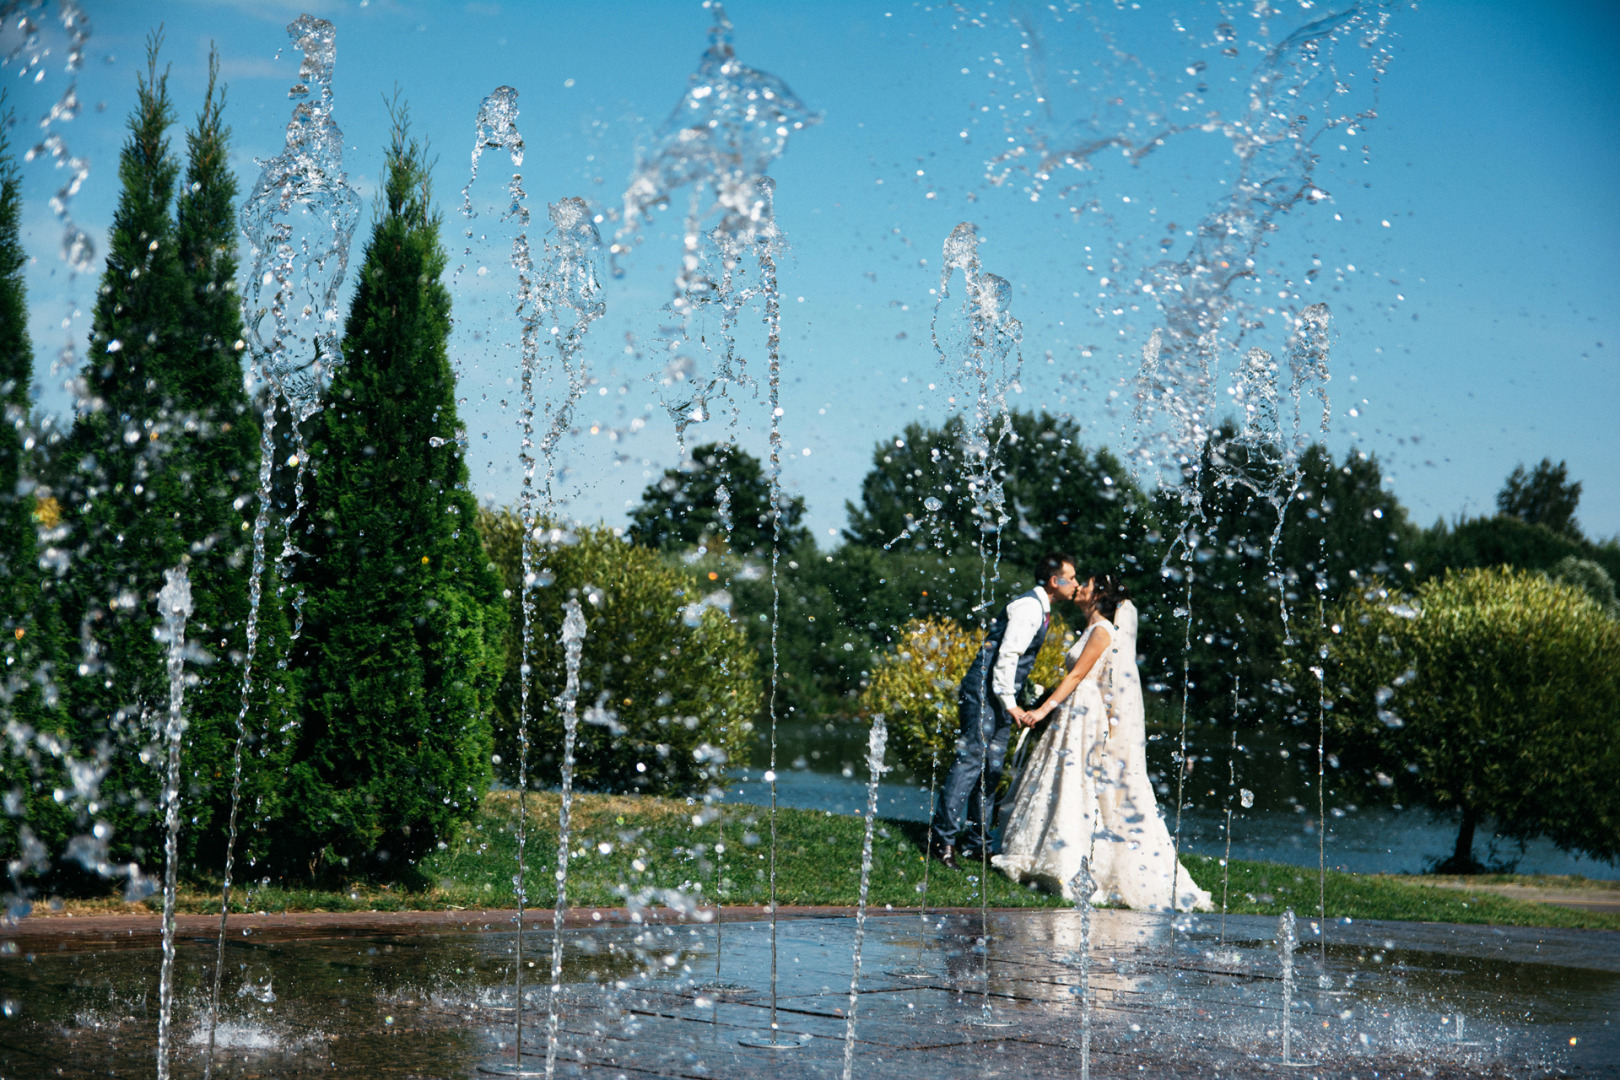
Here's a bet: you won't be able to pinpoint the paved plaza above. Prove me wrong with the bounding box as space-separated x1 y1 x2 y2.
1 906 1614 1077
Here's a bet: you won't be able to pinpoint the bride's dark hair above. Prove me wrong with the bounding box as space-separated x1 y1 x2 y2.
1083 571 1132 621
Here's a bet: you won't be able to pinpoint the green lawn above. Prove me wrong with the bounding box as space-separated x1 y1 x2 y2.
83 790 1619 931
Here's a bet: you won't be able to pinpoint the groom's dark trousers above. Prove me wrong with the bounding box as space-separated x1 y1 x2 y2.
931 588 1048 853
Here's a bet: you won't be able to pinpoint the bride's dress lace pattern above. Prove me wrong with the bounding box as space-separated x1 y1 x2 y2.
993 603 1213 912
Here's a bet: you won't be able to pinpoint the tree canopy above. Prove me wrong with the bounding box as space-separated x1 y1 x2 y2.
628 441 807 555
1497 458 1582 539
1326 568 1620 871
843 410 1147 576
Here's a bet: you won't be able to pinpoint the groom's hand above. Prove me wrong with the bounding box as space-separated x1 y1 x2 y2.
1007 704 1028 727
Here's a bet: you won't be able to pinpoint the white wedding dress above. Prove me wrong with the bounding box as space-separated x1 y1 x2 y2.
994 603 1212 912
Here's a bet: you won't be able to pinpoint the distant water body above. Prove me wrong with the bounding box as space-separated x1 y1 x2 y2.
723 766 1619 881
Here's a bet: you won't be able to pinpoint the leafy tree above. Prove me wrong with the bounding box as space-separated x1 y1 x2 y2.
1549 556 1619 619
478 510 759 795
1150 427 1416 727
844 410 1149 575
276 114 504 883
628 441 807 555
1413 513 1620 585
1325 569 1620 871
1497 458 1582 539
723 540 1028 724
57 40 195 874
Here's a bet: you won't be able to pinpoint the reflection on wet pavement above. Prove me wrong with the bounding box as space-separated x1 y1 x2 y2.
1 908 1613 1077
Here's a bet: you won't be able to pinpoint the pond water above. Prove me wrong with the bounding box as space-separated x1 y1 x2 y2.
734 720 1620 881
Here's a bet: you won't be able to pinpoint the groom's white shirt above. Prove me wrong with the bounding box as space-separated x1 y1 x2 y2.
992 587 1051 712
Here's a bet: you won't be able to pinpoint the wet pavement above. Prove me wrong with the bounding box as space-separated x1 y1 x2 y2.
0 906 1614 1077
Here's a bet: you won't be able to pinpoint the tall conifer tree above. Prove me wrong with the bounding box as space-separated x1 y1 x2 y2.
276 111 502 881
0 98 74 878
58 35 263 875
0 103 44 698
171 49 287 871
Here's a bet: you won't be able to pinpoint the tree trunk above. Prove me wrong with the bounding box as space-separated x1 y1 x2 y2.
1451 807 1478 872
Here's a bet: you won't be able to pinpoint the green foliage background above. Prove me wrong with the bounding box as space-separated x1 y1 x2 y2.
1324 568 1620 868
860 614 1074 781
478 509 759 797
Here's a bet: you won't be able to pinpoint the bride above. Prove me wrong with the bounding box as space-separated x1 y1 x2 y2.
993 574 1212 911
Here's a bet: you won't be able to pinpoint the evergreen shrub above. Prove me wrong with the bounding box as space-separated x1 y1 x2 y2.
274 116 503 883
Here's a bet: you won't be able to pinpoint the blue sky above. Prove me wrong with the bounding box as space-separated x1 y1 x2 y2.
8 0 1618 542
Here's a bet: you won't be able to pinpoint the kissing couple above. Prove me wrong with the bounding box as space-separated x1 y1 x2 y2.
928 552 1213 912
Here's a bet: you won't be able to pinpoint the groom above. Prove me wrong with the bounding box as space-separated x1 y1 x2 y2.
930 551 1079 870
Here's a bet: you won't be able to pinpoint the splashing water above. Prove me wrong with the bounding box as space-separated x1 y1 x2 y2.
930 222 1023 604
205 17 359 1072
239 14 360 420
154 566 192 1080
5 0 94 279
930 221 1023 1022
615 1 816 279
1279 908 1298 1065
841 716 887 1080
1068 858 1096 1080
545 599 587 1080
615 7 814 1048
461 87 544 1070
460 82 604 1074
1221 693 1238 945
1107 5 1386 985
536 196 606 503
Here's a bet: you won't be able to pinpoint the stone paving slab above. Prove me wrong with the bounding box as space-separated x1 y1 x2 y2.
0 907 1614 1077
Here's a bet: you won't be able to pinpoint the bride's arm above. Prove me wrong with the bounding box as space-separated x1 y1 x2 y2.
1025 625 1111 725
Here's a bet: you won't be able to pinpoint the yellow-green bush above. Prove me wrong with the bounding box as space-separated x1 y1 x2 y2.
860 614 1073 780
477 508 761 796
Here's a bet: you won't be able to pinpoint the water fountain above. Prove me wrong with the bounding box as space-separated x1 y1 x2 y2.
929 220 1022 1030
153 565 191 1080
0 3 1613 1079
206 17 360 1069
840 715 886 1080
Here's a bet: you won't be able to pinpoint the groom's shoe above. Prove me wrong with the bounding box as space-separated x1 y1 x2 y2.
930 844 962 872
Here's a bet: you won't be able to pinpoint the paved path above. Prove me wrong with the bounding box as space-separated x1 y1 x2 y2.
1392 875 1620 916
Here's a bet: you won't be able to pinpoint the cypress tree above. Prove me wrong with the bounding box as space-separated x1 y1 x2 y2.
0 103 43 702
0 97 74 880
171 49 287 872
58 37 191 874
276 111 503 882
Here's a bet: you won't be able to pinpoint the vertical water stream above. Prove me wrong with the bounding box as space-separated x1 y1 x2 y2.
462 80 603 1074
841 716 887 1080
544 599 587 1080
154 566 191 1080
614 4 813 1047
205 17 358 1071
929 222 1022 1024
